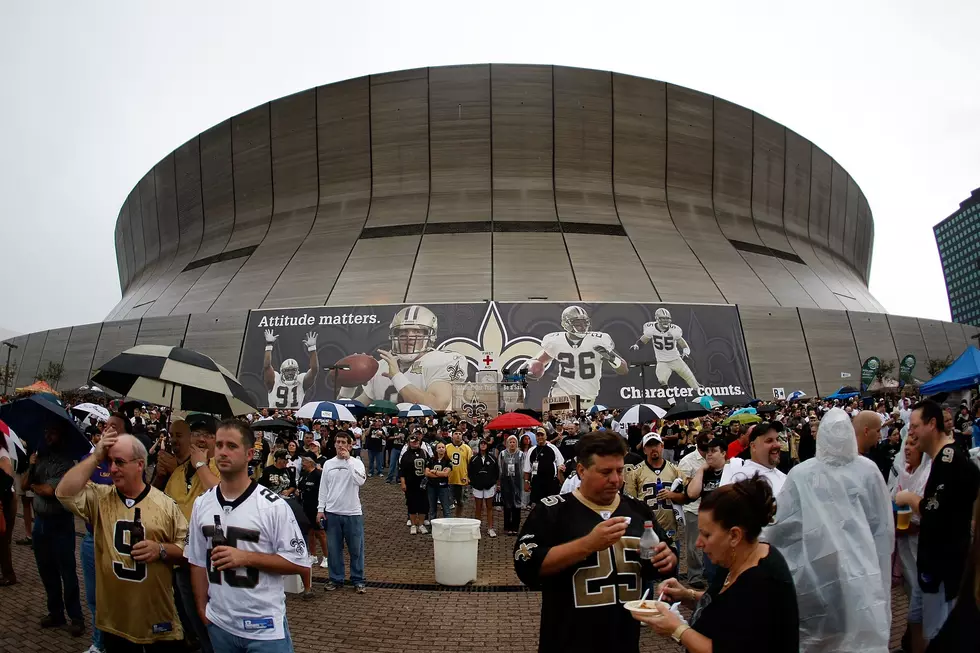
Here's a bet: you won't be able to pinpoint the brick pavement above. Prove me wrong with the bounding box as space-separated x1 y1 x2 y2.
0 474 907 652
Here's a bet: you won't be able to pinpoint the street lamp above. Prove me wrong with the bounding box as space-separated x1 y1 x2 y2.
2 341 18 396
323 364 351 401
629 360 657 400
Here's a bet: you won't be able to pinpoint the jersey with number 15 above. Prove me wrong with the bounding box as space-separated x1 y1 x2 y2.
60 483 188 644
186 481 310 641
540 331 616 400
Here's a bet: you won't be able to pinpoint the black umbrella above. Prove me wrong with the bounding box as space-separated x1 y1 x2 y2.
92 345 257 418
251 418 298 433
0 394 91 459
515 407 542 420
756 403 779 415
663 402 709 420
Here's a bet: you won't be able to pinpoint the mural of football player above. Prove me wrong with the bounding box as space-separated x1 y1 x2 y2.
343 305 466 412
630 307 701 391
525 305 629 407
263 330 319 408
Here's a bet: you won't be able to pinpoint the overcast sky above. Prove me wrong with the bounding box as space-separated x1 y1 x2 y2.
1 0 977 335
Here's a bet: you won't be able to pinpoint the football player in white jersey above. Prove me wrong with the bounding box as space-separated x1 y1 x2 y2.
187 419 309 651
630 308 701 390
525 306 629 406
263 330 318 409
342 305 467 412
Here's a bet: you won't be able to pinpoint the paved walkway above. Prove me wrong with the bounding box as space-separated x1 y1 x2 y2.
0 474 907 652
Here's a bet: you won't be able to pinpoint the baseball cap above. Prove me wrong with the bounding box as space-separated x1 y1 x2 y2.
186 414 218 434
642 433 663 447
535 427 547 435
308 440 320 450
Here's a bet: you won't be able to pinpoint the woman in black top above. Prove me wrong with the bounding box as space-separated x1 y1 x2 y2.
634 476 799 652
468 440 499 537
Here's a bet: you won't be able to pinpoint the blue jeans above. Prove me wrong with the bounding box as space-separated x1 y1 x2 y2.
427 485 453 520
206 618 293 653
33 513 83 621
325 513 364 586
387 446 402 482
81 532 103 649
367 449 384 476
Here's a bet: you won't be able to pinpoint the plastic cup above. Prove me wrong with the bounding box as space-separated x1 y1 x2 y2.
897 506 912 530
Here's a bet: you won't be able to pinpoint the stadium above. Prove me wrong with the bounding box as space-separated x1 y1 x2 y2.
4 64 976 409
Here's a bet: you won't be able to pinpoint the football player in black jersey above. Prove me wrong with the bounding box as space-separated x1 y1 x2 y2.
514 432 677 653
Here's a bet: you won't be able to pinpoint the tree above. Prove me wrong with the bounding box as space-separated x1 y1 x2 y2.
36 361 65 387
875 360 896 382
0 362 17 393
927 356 954 377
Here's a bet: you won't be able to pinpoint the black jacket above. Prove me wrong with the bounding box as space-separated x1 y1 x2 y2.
468 453 499 490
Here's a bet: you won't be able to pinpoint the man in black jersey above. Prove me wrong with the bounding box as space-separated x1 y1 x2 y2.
896 399 980 648
514 432 677 653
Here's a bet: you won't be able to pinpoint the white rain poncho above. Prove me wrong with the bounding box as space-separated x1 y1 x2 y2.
764 408 894 652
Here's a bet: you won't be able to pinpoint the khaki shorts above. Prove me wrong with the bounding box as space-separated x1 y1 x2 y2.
13 473 33 498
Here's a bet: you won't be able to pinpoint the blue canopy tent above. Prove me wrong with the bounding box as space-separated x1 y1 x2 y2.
919 346 980 395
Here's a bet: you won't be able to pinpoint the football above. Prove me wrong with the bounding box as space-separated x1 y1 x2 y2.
333 353 380 387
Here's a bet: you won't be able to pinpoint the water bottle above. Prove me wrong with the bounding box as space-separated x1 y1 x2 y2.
655 477 664 509
639 520 660 560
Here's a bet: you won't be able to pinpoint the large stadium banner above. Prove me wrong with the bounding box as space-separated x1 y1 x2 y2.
238 302 754 412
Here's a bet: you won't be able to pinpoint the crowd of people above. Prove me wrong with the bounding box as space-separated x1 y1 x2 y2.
0 389 979 652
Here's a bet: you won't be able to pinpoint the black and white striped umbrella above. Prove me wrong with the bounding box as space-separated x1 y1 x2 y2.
91 345 257 417
619 403 667 426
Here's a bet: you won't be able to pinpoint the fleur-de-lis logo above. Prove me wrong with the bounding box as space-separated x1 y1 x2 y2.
514 541 538 562
439 302 542 378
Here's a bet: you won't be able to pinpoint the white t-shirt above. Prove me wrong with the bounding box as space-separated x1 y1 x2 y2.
186 482 309 641
720 458 786 497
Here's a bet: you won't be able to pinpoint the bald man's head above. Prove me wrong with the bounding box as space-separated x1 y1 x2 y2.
107 434 148 492
852 410 882 455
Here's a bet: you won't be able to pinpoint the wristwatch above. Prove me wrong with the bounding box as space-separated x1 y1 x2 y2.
194 461 207 470
158 543 168 561
671 624 690 643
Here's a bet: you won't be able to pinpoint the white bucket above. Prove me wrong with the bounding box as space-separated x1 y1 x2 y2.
283 574 304 594
430 518 481 586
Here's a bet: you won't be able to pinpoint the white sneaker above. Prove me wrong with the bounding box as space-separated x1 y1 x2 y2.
406 519 412 526
488 528 497 538
320 557 329 568
85 646 104 653
418 524 428 534
423 519 431 526
410 525 418 535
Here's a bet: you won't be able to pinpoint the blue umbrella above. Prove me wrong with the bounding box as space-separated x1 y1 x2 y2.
729 407 757 417
398 404 436 418
335 398 368 416
0 394 90 459
696 396 722 410
787 390 807 402
295 401 356 422
587 404 608 415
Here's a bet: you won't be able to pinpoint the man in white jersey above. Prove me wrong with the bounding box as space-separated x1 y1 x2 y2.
525 306 629 408
630 307 700 391
342 305 467 412
263 330 318 409
187 419 309 653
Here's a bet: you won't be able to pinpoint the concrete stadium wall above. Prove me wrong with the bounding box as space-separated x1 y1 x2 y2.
5 309 977 399
104 64 883 319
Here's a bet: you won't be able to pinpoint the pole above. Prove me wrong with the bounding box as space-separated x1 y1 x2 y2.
639 366 647 400
333 369 339 402
2 343 17 397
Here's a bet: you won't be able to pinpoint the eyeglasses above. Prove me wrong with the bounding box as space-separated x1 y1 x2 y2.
110 458 139 468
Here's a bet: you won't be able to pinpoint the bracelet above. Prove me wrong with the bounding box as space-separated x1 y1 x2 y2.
307 345 316 352
688 588 697 602
391 373 410 393
264 345 273 351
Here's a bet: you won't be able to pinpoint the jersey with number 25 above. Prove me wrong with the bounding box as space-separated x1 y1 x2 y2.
186 481 310 641
60 483 188 644
642 323 684 363
541 331 615 399
514 491 671 653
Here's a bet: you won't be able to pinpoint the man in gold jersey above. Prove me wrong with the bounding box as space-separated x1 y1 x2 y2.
57 432 188 652
624 433 684 538
161 415 219 653
446 429 472 514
